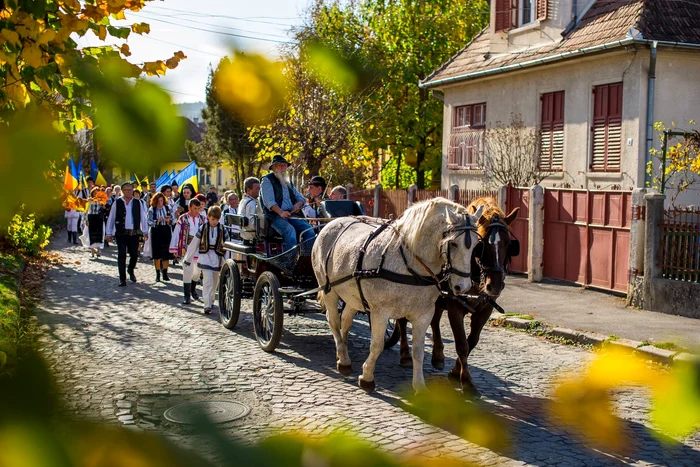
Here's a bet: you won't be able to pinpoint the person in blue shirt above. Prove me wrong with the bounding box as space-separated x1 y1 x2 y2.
259 155 315 250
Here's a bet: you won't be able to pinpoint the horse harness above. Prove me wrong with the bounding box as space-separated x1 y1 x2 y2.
321 216 479 312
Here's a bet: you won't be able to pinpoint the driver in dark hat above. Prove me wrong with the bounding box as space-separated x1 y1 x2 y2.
259 155 315 250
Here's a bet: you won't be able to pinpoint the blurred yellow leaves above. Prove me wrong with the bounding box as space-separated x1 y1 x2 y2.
131 22 150 35
213 53 287 125
306 42 359 94
143 60 167 76
550 347 700 449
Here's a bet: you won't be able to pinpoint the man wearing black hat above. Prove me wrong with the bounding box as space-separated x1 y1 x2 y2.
306 175 329 218
259 155 315 250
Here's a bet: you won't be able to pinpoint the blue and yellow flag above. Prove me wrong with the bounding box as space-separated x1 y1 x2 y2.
173 161 198 193
63 158 79 191
90 160 108 186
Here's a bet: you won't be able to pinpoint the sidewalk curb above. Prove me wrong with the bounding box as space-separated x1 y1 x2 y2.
492 315 698 367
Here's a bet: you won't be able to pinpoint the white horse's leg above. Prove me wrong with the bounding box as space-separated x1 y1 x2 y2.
338 305 357 372
410 313 433 394
358 310 388 393
324 291 349 374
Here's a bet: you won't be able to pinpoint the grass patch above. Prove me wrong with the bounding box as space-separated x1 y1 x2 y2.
604 334 620 343
0 252 27 373
652 342 681 351
519 315 534 321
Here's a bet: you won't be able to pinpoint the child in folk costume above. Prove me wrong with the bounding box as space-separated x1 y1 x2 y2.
170 198 205 304
65 208 81 244
183 205 228 314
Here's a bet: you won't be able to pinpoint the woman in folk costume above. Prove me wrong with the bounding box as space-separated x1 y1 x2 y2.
148 193 173 282
84 187 105 258
183 205 228 314
170 198 204 304
64 208 81 244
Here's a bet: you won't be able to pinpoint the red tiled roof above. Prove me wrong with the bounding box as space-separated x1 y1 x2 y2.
422 0 700 88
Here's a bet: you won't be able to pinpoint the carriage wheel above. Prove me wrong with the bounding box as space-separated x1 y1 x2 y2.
218 260 241 329
384 319 401 349
252 272 284 352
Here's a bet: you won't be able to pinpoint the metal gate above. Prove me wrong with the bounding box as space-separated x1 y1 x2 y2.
505 185 530 274
543 189 631 292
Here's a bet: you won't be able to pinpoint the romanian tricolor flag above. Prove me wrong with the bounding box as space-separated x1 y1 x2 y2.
63 158 79 191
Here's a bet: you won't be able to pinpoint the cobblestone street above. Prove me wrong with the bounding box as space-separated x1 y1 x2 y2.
37 239 700 466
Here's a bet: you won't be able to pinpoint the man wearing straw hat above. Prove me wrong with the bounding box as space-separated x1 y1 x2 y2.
260 155 315 250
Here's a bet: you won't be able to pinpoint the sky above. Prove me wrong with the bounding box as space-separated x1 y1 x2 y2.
79 0 312 104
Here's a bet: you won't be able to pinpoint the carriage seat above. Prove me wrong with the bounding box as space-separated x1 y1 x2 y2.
255 200 283 240
223 241 255 254
319 200 366 218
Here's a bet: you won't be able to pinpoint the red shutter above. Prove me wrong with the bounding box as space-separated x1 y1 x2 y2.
536 0 549 21
591 83 623 171
540 91 564 170
495 0 514 32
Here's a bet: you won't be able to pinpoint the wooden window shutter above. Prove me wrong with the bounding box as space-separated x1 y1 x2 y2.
540 91 564 170
591 83 623 171
495 0 513 32
536 0 549 21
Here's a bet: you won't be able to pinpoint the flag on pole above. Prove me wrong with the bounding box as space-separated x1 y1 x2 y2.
77 157 88 191
173 161 198 193
90 160 108 186
63 158 79 191
154 171 170 190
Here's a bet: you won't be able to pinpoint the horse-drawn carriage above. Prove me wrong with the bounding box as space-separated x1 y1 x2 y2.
217 200 400 352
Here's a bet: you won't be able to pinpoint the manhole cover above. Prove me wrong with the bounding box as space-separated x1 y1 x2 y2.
163 401 251 424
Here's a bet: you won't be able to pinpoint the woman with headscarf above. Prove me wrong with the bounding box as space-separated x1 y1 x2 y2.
176 183 196 217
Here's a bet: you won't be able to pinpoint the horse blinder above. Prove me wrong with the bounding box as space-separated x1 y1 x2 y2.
507 239 520 258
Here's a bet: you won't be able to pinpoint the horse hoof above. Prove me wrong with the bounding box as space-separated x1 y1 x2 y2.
337 363 352 376
462 385 481 399
447 371 460 382
358 376 376 393
400 357 413 368
431 358 445 370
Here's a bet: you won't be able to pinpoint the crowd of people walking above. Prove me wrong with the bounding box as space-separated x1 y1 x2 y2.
64 155 350 315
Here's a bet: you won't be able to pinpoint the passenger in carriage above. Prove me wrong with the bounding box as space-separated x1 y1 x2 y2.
330 185 347 200
260 155 315 250
239 177 260 242
303 175 329 219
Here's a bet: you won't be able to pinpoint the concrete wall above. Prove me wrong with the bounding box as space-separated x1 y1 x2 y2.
441 50 644 191
647 279 700 319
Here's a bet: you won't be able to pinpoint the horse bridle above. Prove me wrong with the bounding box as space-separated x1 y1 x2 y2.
440 216 480 279
473 215 520 277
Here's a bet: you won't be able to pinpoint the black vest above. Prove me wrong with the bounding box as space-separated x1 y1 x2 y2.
261 173 297 221
114 198 141 234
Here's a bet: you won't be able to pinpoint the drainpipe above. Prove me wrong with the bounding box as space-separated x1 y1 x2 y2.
644 41 658 187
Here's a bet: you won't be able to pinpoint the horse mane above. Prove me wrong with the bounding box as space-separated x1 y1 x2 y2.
395 197 468 254
467 197 505 239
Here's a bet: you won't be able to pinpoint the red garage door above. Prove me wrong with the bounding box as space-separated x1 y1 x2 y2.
543 189 631 292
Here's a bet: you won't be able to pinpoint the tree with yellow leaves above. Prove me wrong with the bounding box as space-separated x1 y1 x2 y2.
647 121 700 206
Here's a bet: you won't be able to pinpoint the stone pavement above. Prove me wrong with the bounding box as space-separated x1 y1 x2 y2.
498 276 700 349
35 237 700 466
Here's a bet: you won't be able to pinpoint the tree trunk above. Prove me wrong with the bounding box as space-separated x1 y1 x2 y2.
394 153 402 189
306 155 324 179
416 147 426 189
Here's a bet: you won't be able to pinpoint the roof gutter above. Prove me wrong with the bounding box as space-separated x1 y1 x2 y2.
419 39 700 89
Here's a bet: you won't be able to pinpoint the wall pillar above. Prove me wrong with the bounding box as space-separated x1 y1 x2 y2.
528 185 545 282
449 184 459 202
627 188 647 307
408 184 417 206
497 185 508 212
373 184 382 218
642 193 666 308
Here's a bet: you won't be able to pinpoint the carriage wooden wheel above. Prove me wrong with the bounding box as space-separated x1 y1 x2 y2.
252 272 284 352
218 260 241 329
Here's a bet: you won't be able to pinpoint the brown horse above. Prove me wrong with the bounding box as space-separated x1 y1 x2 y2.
397 197 520 395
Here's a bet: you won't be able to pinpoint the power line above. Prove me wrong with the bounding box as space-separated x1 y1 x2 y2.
129 13 293 44
159 87 203 98
145 5 301 26
139 34 227 58
135 11 291 38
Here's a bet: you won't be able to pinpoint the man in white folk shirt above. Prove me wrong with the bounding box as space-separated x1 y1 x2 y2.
238 177 260 242
105 182 149 287
183 205 228 314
